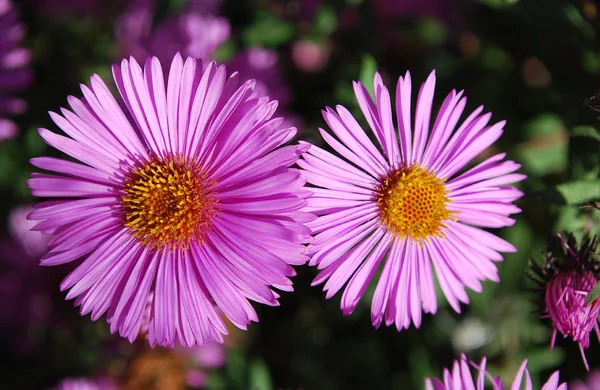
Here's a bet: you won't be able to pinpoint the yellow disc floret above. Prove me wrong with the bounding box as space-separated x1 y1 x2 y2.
121 154 216 250
376 164 457 243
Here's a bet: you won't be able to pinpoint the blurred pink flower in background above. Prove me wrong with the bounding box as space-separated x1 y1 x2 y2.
115 0 230 66
0 0 31 141
228 48 302 131
0 205 53 355
185 341 227 388
571 370 600 390
291 40 330 73
227 48 291 106
9 205 51 258
116 1 301 131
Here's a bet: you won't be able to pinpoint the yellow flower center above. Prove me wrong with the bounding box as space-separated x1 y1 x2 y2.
376 164 456 243
121 155 217 250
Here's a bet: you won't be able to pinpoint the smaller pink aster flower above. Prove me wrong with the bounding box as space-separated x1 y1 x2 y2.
425 354 566 390
529 233 600 371
0 0 31 141
300 70 524 330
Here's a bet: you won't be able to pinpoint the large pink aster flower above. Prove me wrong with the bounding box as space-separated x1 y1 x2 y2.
0 0 31 141
426 354 566 390
300 71 525 330
28 54 312 347
529 233 600 370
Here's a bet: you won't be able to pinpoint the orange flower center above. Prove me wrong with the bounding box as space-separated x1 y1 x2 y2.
121 155 217 250
376 164 456 243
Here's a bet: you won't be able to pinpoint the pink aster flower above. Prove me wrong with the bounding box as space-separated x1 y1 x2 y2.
425 354 566 390
27 53 312 347
528 233 600 371
300 70 525 330
0 0 31 141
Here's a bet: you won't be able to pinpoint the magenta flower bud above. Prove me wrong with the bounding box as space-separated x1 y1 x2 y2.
529 233 600 371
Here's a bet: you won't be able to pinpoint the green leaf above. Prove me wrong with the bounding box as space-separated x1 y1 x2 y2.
523 113 564 138
24 126 47 157
314 6 337 36
554 180 600 205
572 126 600 142
478 0 519 9
586 280 600 304
213 41 236 63
243 12 295 47
516 142 567 175
248 359 273 390
582 50 600 73
416 18 446 45
481 45 513 71
359 54 377 99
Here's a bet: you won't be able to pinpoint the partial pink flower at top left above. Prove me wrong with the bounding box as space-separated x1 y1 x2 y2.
0 0 32 141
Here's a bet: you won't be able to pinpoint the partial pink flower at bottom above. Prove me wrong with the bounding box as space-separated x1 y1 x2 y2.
529 233 600 370
571 369 600 390
53 376 115 390
425 354 566 390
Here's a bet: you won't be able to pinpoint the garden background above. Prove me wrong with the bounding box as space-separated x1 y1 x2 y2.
2 0 600 389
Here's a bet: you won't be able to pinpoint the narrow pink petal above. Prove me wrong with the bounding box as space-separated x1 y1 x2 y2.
395 72 413 165
412 71 436 163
